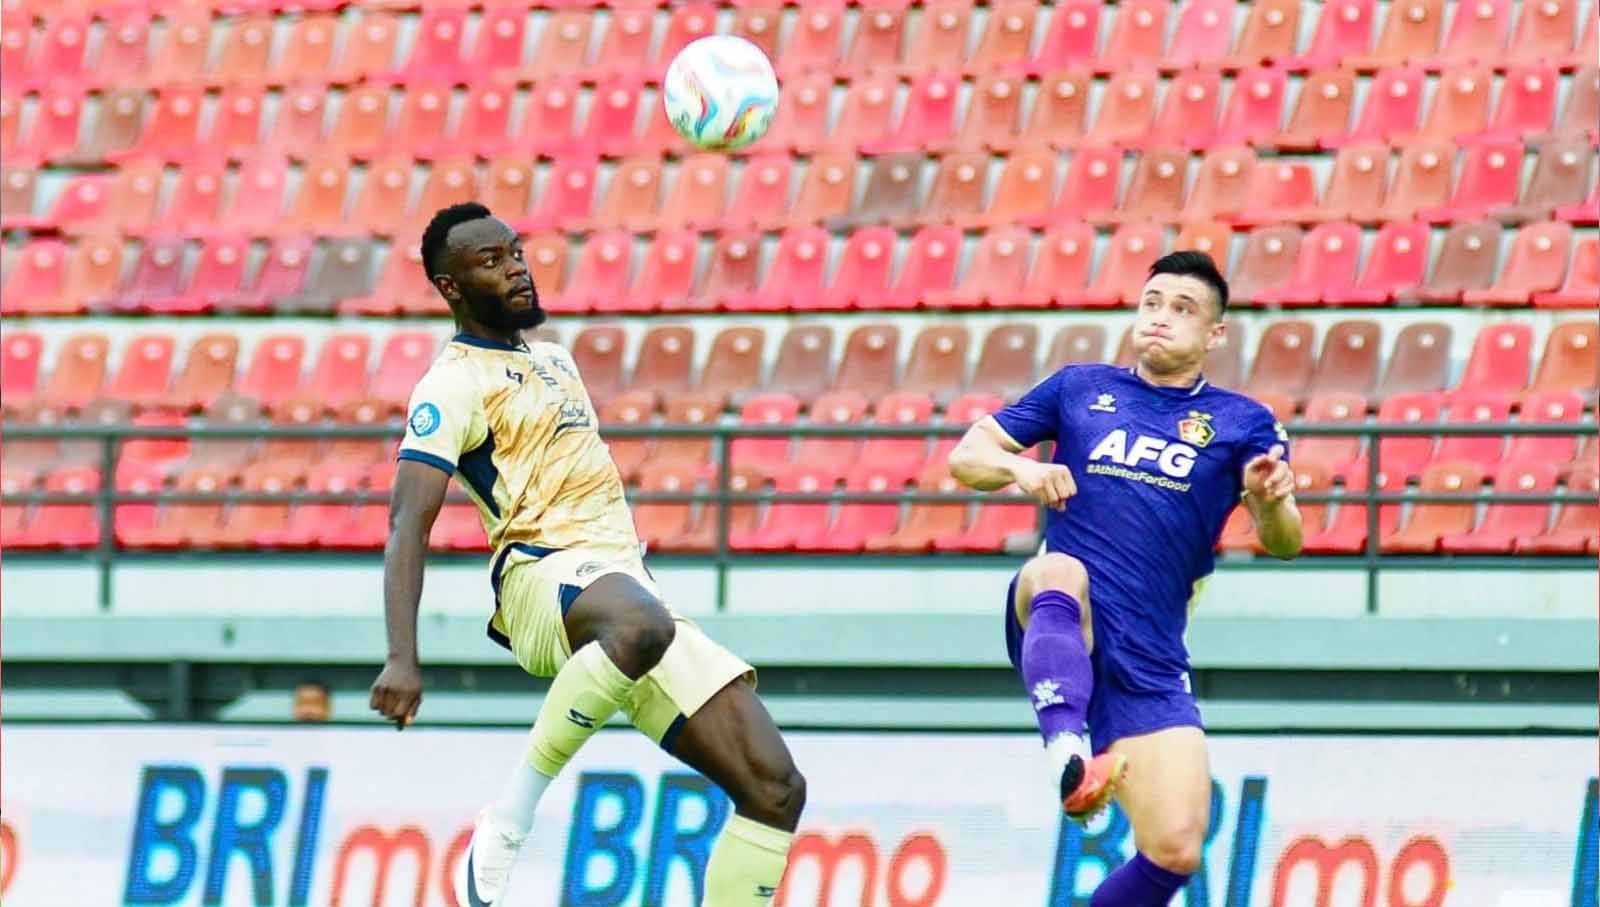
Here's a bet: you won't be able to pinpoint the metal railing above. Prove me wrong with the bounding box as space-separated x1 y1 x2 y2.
3 419 1595 613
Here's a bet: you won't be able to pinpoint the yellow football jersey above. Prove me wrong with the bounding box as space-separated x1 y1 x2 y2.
397 332 641 570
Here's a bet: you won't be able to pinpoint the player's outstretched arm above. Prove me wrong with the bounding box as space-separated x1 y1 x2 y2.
370 459 450 729
1242 445 1303 560
949 416 1077 510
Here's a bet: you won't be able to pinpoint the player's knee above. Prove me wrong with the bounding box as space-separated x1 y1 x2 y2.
744 764 806 831
1019 552 1090 601
606 608 676 672
1144 826 1205 876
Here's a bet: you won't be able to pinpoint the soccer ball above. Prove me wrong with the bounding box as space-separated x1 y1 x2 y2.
662 35 780 152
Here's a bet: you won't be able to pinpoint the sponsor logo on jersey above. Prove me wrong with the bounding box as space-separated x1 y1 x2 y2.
1177 410 1216 448
1090 393 1117 413
1088 429 1199 479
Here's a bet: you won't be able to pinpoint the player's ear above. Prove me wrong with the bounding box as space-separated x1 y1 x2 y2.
1204 317 1227 353
432 273 461 303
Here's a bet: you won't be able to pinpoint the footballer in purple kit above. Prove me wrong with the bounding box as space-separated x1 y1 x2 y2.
948 252 1303 906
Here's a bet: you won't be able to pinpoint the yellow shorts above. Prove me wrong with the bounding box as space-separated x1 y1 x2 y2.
490 546 756 745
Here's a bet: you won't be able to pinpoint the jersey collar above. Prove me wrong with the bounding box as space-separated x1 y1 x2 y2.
453 331 525 352
1127 366 1208 396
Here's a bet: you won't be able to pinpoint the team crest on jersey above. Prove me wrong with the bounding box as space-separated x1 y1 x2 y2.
1177 410 1215 448
408 402 441 437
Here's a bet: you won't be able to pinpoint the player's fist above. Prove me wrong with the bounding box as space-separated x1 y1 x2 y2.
1013 460 1078 512
1243 444 1294 503
370 657 423 730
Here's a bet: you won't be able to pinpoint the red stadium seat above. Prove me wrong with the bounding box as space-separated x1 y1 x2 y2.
1454 322 1533 400
1336 221 1430 305
266 87 326 158
1520 465 1599 554
788 391 868 479
370 332 436 416
830 323 901 401
601 392 657 483
1183 146 1257 223
14 466 101 550
1434 0 1512 68
1277 69 1356 150
1348 0 1445 70
107 335 175 411
814 469 908 553
0 240 72 316
762 72 833 154
860 225 960 310
1243 320 1316 403
722 154 792 231
863 71 961 154
865 464 968 552
332 11 401 84
936 486 1037 553
1150 70 1221 148
1028 145 1120 227
1098 0 1168 73
1433 393 1512 472
1230 225 1304 305
513 157 595 235
1293 393 1369 475
855 392 937 485
729 394 801 479
572 78 646 160
976 148 1057 229
727 227 829 313
29 13 89 93
777 0 845 77
1425 140 1524 223
1254 222 1363 306
1370 393 1442 482
1291 0 1377 70
1214 66 1288 148
1165 0 1237 70
900 0 971 75
818 227 896 311
0 332 42 414
632 464 696 553
667 468 764 554
842 0 906 77
213 468 298 550
1529 321 1599 399
148 161 226 238
1025 0 1100 75
210 87 266 161
549 230 631 315
1327 67 1424 147
527 12 592 83
226 156 291 238
1060 223 1163 309
517 80 581 157
937 73 1025 153
1383 462 1484 553
1463 221 1573 305
318 463 397 551
1084 68 1159 147
402 7 468 81
1441 461 1557 553
966 0 1036 74
618 231 697 314
656 155 729 232
570 325 627 413
1106 147 1187 226
302 334 372 416
785 153 856 227
926 226 1029 310
236 335 305 412
271 15 338 87
1236 161 1319 227
1505 391 1584 466
1017 69 1090 150
655 4 719 73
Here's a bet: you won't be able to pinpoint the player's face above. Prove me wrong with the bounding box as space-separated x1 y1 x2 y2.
1131 273 1225 375
438 218 545 332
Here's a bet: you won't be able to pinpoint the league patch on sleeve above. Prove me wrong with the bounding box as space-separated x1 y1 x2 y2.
408 402 442 437
1273 420 1288 442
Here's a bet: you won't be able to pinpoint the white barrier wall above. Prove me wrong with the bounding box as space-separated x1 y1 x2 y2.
3 726 1594 907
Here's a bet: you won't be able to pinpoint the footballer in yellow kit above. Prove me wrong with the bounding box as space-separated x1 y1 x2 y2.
370 203 803 907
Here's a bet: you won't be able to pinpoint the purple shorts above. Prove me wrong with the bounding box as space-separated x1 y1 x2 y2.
1005 572 1203 755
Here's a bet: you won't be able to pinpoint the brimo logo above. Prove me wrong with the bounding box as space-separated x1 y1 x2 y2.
1087 430 1199 479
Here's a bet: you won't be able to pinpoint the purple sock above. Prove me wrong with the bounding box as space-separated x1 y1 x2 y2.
1020 590 1092 742
1090 852 1191 906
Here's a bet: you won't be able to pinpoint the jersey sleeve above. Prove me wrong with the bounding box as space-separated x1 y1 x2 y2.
1239 403 1290 466
397 364 487 476
991 369 1066 450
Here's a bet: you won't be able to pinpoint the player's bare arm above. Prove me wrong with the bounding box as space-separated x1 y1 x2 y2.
1242 444 1303 559
949 416 1077 510
370 458 450 728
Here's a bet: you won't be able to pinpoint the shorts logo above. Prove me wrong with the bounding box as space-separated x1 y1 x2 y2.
1177 410 1215 448
576 561 606 577
1032 679 1065 711
408 402 441 438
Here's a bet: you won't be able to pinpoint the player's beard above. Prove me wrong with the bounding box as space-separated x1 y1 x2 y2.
460 284 546 333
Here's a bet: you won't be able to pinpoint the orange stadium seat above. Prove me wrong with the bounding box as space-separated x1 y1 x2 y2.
1108 147 1187 226
1434 0 1512 67
164 334 239 414
1230 225 1304 305
926 226 1029 310
1243 319 1316 403
865 464 967 553
147 160 226 238
332 10 401 84
1370 393 1442 481
13 466 102 550
1235 160 1319 227
967 0 1036 74
571 325 627 413
901 0 972 75
819 226 897 310
271 15 338 86
786 152 856 227
668 467 764 554
1417 65 1493 142
1349 0 1445 69
654 394 720 476
59 235 125 315
1507 0 1580 64
691 326 766 411
1520 465 1600 553
211 15 276 88
1225 0 1302 69
618 231 698 314
1099 0 1168 73
853 392 936 484
1084 68 1159 147
0 240 71 316
1529 321 1600 400
830 323 901 402
1018 69 1090 150
729 393 801 479
936 486 1037 553
95 9 151 91
1063 222 1164 309
1383 461 1484 553
1433 393 1513 471
842 0 905 77
1292 0 1378 70
631 464 697 552
1463 221 1573 305
777 0 845 77
817 469 909 553
727 227 828 313
38 333 109 413
1293 393 1369 475
528 12 592 83
934 72 1023 153
213 467 298 551
1328 67 1424 147
627 325 696 410
656 155 729 232
265 87 326 159
976 148 1056 229
762 72 832 153
602 392 657 482
863 225 960 310
225 156 291 238
1029 145 1120 227
1276 68 1355 151
1183 145 1257 222
482 155 533 224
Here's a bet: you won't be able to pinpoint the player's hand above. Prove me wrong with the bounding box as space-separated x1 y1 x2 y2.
1243 444 1295 503
1013 459 1078 511
369 657 423 730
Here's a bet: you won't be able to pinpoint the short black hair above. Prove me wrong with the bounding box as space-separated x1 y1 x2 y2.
1148 250 1228 314
420 202 494 281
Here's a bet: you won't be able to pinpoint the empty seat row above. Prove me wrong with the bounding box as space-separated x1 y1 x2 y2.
6 62 1595 167
6 135 1596 240
4 0 1594 95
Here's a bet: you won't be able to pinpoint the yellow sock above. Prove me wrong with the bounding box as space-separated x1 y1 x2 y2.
703 814 794 906
526 642 635 778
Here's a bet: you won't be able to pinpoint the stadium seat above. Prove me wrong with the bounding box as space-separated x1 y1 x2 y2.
1497 139 1595 223
482 155 533 224
1293 393 1369 474
1018 69 1090 150
667 467 764 554
1027 145 1120 227
1442 461 1554 553
927 226 1029 309
972 148 1056 230
1256 222 1362 306
113 89 196 163
959 323 1036 406
1175 221 1235 267
1224 0 1302 69
691 326 766 411
526 11 591 83
1528 321 1597 415
722 154 793 231
1023 0 1099 74
1291 0 1378 69
62 235 126 315
28 13 89 93
319 462 396 551
450 85 515 159
934 72 1023 152
761 323 838 404
124 466 229 550
1411 219 1501 304
225 156 291 238
728 393 801 479
1334 221 1431 305
1430 392 1512 474
1230 225 1304 305
513 157 595 234
1535 237 1600 308
266 87 326 158
897 325 970 407
1098 0 1168 73
1214 66 1288 148
549 230 631 314
0 332 44 414
1369 392 1443 481
0 96 20 164
861 225 959 310
626 326 696 410
1505 390 1585 465
787 391 868 480
1520 465 1599 554
213 468 298 551
999 224 1096 311
1243 320 1316 403
935 486 1037 553
842 0 906 76
650 394 719 477
105 335 175 411
1506 0 1579 64
914 152 987 227
1084 67 1159 146
37 333 109 413
617 231 697 313
13 466 101 550
901 0 972 75
211 14 275 88
865 71 961 154
1453 322 1534 401
0 240 72 316
570 325 627 413
865 464 968 552
1183 145 1257 222
818 227 897 311
299 334 371 417
1433 0 1512 68
631 464 697 552
657 155 729 232
778 0 845 77
1463 221 1573 305
1556 180 1599 226
812 469 909 553
1383 461 1484 553
1303 468 1400 554
1327 67 1424 147
1236 160 1319 227
1276 68 1356 151
1046 324 1108 372
517 79 581 157
75 89 141 165
159 334 239 416
331 10 401 83
1536 66 1599 144
329 85 396 162
726 227 828 312
271 14 338 86
1308 319 1382 397
966 0 1036 74
848 392 936 486
285 156 350 232
830 323 901 401
1107 147 1188 225
369 333 437 416
600 392 656 482
400 6 469 81
1416 65 1492 142
691 232 762 313
235 335 305 413
1164 0 1237 70
147 160 226 238
576 78 648 160
1064 223 1164 309
787 153 856 227
1425 140 1524 223
762 72 833 153
396 85 456 159
1348 0 1445 70
44 173 113 236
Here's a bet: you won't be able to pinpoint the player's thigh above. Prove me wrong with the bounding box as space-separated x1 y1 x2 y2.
564 571 677 673
664 678 806 831
1108 725 1211 870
